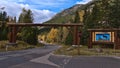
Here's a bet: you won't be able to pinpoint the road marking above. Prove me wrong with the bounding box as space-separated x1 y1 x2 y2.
0 57 8 60
30 53 60 67
7 52 32 57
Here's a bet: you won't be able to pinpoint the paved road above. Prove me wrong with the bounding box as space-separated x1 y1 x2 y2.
0 45 60 68
0 45 120 68
49 55 120 68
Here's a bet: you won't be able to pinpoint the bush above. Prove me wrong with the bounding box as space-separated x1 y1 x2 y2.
20 27 38 45
65 32 73 45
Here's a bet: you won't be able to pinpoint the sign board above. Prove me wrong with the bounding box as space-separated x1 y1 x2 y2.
92 32 114 43
88 29 120 49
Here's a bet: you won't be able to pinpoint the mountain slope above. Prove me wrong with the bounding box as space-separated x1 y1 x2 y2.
44 4 85 24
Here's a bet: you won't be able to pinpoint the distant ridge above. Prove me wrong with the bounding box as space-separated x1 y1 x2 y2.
44 4 85 24
44 0 94 24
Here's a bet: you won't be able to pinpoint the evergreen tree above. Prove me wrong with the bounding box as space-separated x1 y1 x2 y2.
84 0 113 29
18 8 33 23
13 16 16 23
21 27 38 45
65 31 73 45
18 14 24 23
82 0 111 44
18 8 38 45
109 0 120 28
24 9 33 23
0 11 9 40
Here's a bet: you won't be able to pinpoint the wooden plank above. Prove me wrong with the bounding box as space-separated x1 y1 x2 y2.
7 23 83 27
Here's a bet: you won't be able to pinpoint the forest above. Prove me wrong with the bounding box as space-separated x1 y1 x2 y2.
0 0 120 46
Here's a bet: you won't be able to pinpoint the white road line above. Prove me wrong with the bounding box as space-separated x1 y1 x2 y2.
30 53 60 67
0 57 8 60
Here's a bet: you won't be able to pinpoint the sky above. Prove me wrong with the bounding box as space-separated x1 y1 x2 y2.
0 0 92 23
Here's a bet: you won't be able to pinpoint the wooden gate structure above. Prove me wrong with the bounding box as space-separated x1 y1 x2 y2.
7 23 83 46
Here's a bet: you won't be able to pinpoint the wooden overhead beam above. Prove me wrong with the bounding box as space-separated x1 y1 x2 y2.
7 23 83 27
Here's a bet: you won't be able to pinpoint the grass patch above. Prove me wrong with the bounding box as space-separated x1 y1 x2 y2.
54 45 120 56
0 40 44 52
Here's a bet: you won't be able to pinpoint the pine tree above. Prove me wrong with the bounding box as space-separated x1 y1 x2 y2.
0 11 9 40
109 0 120 28
84 0 112 29
82 0 111 44
18 8 33 23
18 8 38 45
65 31 73 45
13 17 16 23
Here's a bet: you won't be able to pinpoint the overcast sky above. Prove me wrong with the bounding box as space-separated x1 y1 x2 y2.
0 0 92 23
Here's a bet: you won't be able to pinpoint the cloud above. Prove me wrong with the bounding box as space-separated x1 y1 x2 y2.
76 0 92 4
0 0 56 23
0 0 92 23
0 0 22 19
33 9 56 23
29 0 67 6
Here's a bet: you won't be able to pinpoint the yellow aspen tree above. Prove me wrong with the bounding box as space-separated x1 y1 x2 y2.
47 28 59 43
62 27 69 43
79 10 85 22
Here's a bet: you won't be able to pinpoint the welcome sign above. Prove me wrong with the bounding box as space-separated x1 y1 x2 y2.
88 29 120 49
92 32 114 42
96 33 110 41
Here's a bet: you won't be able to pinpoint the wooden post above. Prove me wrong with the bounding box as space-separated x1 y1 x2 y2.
114 31 118 49
8 26 17 45
73 26 78 45
9 26 12 43
77 32 80 45
73 26 80 55
88 31 92 48
78 31 82 55
12 26 17 43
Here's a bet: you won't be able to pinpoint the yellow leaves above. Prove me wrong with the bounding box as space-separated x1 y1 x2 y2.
47 28 59 43
38 35 46 41
41 35 46 41
17 32 22 37
62 27 69 42
79 10 85 22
